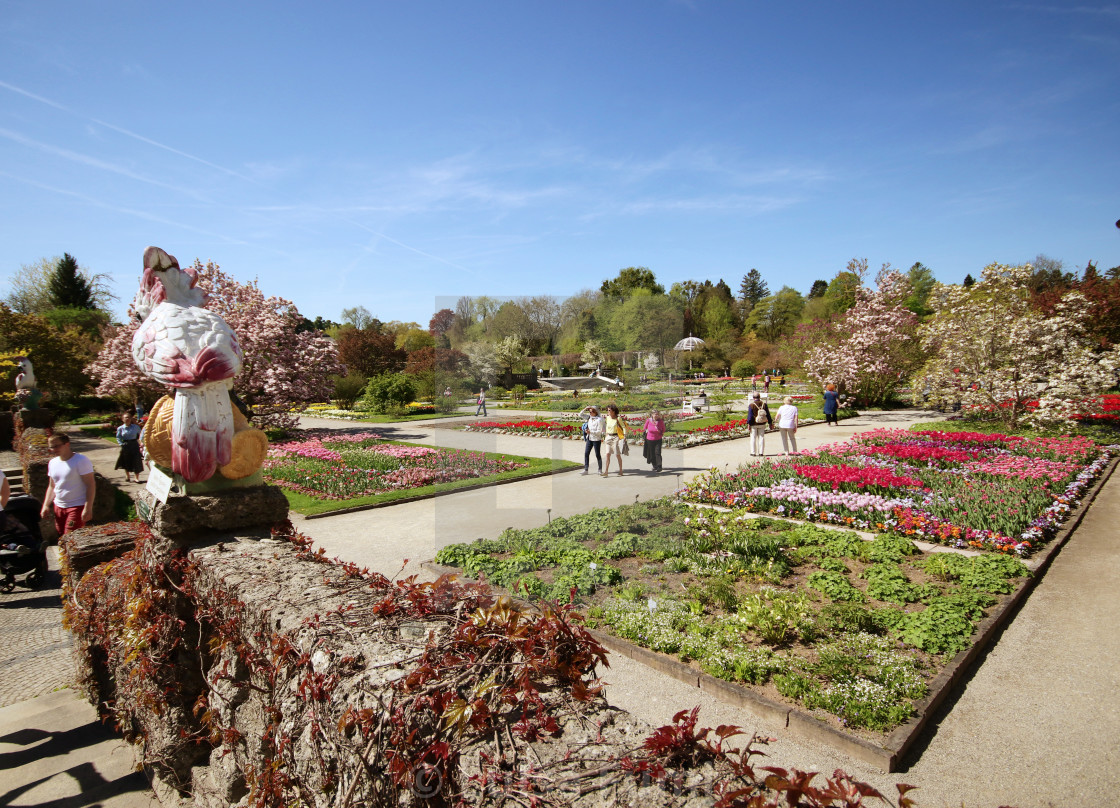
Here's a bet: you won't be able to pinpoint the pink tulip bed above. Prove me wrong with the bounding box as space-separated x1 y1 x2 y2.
682 428 1114 555
262 431 538 509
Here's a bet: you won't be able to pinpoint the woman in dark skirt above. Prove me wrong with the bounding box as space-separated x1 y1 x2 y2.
822 383 840 426
114 411 145 482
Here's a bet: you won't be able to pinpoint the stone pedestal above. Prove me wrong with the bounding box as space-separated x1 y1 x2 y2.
135 485 289 542
15 407 55 433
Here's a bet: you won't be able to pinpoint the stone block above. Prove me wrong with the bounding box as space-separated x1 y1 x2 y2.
59 521 146 589
134 484 289 541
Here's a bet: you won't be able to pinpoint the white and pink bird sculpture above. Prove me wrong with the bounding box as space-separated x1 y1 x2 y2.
131 246 243 483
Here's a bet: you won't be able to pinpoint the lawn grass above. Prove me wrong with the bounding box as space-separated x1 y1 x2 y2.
282 452 580 516
76 424 117 441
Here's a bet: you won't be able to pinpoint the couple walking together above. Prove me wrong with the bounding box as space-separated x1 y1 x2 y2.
748 394 801 457
579 405 666 476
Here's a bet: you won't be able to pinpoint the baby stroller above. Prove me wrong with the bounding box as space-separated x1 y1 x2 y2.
0 495 47 593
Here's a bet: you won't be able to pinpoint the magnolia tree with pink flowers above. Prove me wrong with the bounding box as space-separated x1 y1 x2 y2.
800 266 923 406
913 262 1120 426
89 260 341 429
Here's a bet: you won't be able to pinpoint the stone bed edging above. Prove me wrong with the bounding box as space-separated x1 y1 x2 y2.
423 454 1119 772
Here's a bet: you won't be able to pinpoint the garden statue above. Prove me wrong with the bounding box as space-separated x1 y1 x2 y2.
14 357 42 410
131 246 267 484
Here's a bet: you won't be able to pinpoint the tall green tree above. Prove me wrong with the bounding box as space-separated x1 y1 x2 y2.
743 286 805 343
609 291 683 363
738 268 769 308
904 262 937 317
807 279 829 299
47 253 96 310
600 267 664 300
697 280 740 338
5 255 115 314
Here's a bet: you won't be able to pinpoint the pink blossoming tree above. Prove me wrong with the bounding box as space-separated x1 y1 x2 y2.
801 267 923 406
89 260 341 429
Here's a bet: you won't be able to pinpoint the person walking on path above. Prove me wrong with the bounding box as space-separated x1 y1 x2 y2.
747 393 773 457
776 396 800 456
642 410 665 473
40 434 95 536
475 388 487 417
114 411 145 483
823 383 840 426
579 406 605 475
602 404 627 477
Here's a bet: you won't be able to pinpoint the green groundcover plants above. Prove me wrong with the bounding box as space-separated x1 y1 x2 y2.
435 500 1029 732
263 430 576 515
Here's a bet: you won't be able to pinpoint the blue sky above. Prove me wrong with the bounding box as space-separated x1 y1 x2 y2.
2 1 1118 327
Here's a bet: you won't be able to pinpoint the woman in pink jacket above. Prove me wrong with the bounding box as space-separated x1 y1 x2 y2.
642 410 666 473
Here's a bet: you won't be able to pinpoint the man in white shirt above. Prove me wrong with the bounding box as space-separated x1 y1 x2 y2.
39 434 96 535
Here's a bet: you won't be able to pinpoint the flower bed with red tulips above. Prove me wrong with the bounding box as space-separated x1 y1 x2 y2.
682 427 1114 555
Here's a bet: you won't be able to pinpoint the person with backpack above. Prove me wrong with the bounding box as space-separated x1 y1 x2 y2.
747 393 773 457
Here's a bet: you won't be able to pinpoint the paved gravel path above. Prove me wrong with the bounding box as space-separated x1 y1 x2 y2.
0 552 74 708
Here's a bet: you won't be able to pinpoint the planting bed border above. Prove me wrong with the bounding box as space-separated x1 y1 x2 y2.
424 455 1118 772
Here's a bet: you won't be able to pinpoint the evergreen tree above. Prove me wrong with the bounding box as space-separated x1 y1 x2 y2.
47 253 96 310
738 268 769 306
807 279 829 299
963 273 976 287
904 262 936 317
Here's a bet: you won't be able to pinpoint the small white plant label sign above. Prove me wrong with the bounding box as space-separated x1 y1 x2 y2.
146 466 174 504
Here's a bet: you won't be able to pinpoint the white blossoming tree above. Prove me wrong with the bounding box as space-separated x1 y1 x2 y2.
913 263 1119 426
801 268 923 406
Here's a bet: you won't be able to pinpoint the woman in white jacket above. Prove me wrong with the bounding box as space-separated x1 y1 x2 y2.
578 405 606 475
776 396 800 456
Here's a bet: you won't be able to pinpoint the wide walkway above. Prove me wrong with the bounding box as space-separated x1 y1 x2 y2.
287 407 932 579
3 407 1116 807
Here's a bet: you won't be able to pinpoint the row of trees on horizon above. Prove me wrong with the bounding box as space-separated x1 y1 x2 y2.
3 251 1118 422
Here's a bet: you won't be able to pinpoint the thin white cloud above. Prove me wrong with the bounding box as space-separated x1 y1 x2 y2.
0 78 259 183
0 126 208 197
0 170 251 245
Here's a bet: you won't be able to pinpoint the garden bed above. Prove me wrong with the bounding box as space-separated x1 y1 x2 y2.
262 430 578 516
682 428 1115 555
429 451 1117 770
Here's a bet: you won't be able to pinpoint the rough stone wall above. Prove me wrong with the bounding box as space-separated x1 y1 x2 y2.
61 522 761 808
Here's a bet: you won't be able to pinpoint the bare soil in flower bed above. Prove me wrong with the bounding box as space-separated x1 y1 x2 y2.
432 498 1031 744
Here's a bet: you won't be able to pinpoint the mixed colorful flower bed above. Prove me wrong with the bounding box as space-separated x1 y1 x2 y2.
681 428 1114 555
466 419 581 436
263 431 528 500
